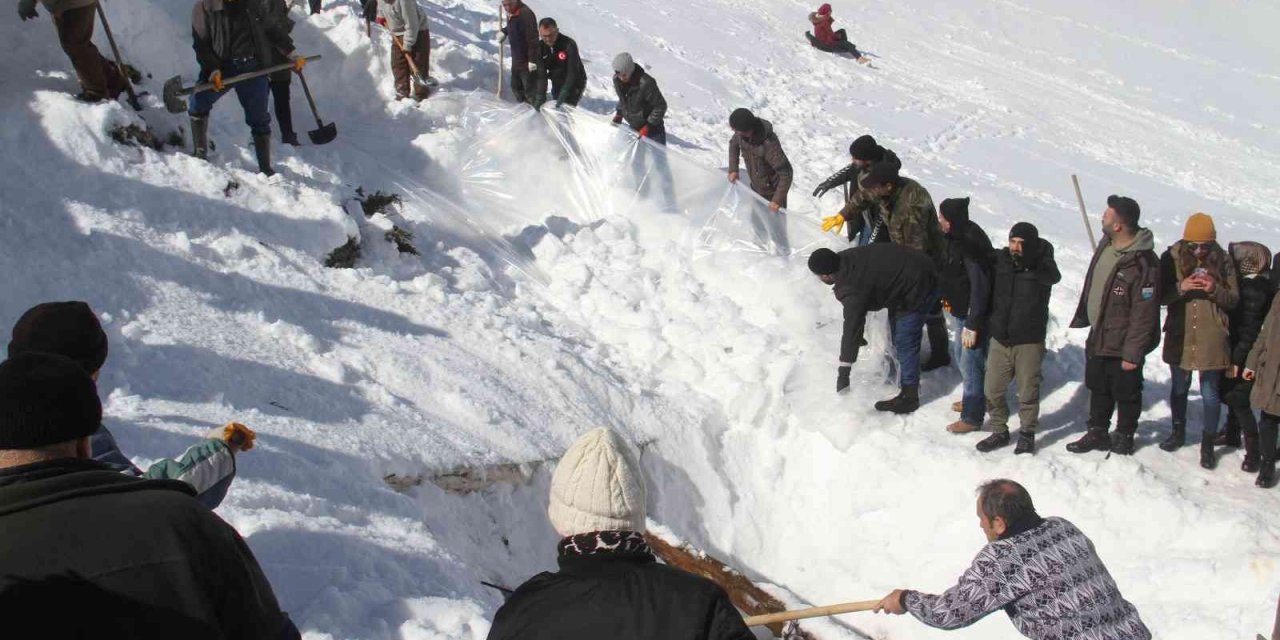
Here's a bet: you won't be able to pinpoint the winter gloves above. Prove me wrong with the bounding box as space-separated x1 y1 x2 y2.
210 422 257 452
837 366 851 393
210 70 226 92
638 125 651 138
17 0 38 20
822 214 845 234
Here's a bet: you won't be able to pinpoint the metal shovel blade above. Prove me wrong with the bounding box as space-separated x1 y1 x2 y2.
163 76 188 114
308 122 337 146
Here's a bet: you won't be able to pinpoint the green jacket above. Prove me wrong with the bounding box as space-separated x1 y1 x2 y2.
91 425 236 510
876 177 945 264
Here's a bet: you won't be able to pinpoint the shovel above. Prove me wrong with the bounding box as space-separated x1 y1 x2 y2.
294 68 337 145
743 600 881 627
95 2 141 111
384 29 438 90
163 55 322 114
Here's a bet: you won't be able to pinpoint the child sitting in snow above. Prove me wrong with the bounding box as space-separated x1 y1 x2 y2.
807 4 869 63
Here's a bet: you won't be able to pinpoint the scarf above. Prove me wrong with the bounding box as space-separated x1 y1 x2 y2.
557 530 650 558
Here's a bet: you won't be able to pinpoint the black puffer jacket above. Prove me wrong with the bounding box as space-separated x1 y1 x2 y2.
939 219 994 331
192 0 294 78
829 243 938 364
988 241 1062 346
613 65 667 130
487 551 754 640
1230 274 1275 367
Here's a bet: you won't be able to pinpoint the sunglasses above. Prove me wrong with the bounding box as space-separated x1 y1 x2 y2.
1185 242 1213 251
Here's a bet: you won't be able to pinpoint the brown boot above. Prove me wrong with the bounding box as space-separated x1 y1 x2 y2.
951 400 963 413
947 420 980 434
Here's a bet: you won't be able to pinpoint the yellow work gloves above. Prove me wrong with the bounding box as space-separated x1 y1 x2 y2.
211 422 257 452
821 213 845 234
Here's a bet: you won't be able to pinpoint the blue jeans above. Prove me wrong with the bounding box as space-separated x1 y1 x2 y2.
189 59 272 137
891 295 936 387
952 316 989 425
1170 366 1223 437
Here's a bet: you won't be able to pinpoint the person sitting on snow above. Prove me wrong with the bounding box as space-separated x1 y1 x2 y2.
0 352 299 637
487 428 755 640
806 3 868 62
873 479 1152 640
611 52 669 145
17 0 126 103
7 301 252 509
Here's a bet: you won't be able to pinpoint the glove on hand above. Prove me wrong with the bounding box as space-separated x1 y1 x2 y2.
821 214 845 234
211 422 257 452
18 0 38 20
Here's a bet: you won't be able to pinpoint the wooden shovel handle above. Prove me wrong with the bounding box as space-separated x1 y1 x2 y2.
743 600 881 627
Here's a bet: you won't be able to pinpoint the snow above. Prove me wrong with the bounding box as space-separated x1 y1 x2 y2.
2 0 1280 638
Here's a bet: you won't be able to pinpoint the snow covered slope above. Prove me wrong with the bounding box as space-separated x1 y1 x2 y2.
2 0 1279 638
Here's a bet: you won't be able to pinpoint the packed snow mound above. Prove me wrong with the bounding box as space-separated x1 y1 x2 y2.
3 0 1280 639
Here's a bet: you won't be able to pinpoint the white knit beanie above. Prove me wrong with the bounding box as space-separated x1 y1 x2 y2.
612 52 636 76
548 428 647 538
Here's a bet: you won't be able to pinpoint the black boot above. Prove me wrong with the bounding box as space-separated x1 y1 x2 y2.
1243 432 1260 472
1159 421 1185 452
1014 431 1036 455
975 431 1011 453
1258 460 1276 488
921 317 951 372
873 384 920 414
1215 413 1241 447
1110 431 1135 456
1066 428 1111 454
253 134 275 176
281 131 300 146
1199 436 1216 470
190 115 210 160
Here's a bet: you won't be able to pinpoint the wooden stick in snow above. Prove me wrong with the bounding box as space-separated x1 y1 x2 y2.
1072 174 1098 248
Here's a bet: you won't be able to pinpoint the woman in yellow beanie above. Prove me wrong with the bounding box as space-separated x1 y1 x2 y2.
1157 213 1240 469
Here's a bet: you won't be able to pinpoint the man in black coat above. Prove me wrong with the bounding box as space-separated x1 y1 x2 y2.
937 197 994 437
0 353 298 638
532 17 585 109
982 223 1061 455
809 244 939 414
487 428 753 640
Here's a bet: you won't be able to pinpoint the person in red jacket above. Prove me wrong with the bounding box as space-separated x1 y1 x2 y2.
806 4 868 63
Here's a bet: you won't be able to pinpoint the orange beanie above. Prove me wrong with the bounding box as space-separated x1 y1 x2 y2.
1183 212 1216 243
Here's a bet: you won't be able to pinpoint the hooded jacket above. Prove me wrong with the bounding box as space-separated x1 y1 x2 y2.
828 244 938 364
729 119 794 208
192 0 295 78
989 241 1062 346
808 7 836 44
613 64 667 130
1159 241 1239 371
1230 273 1275 368
0 458 297 639
1071 230 1161 362
939 214 994 331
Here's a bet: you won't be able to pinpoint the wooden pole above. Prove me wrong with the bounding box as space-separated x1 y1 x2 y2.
497 2 506 98
744 600 881 627
1072 174 1097 247
95 2 141 111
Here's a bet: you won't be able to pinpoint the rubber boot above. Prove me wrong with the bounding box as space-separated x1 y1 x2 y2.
1243 432 1260 472
1215 413 1241 447
1110 431 1136 456
190 115 210 160
253 134 275 177
874 384 920 414
921 316 951 372
1066 428 1111 454
1199 435 1216 470
1159 421 1185 452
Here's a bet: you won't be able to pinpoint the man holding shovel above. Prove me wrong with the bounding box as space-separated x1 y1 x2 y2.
190 0 299 177
872 479 1151 640
375 0 431 102
17 0 125 103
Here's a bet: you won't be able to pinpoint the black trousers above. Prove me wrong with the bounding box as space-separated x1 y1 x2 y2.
310 0 321 14
1261 412 1279 463
511 65 534 103
269 79 296 141
549 80 585 107
1085 356 1144 434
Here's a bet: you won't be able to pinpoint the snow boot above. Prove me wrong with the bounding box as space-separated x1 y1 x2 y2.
1159 421 1185 452
975 431 1011 453
1199 436 1216 470
1066 428 1111 454
190 115 210 160
1110 431 1135 456
1242 432 1260 472
1215 413 1242 447
253 133 276 177
1014 431 1036 455
1257 459 1276 488
874 385 920 414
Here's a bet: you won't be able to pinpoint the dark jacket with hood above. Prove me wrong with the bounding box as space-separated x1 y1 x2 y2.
829 243 938 364
192 0 295 79
488 548 754 640
1230 273 1275 369
0 458 297 639
1071 230 1161 362
939 210 994 332
729 119 793 208
989 240 1061 346
613 65 667 131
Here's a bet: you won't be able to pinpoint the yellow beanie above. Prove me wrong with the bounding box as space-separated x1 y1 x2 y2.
1183 212 1216 243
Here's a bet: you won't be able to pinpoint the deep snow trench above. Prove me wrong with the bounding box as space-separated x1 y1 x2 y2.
3 0 1280 638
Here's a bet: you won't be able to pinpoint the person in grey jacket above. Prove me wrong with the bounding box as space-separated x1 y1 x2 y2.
874 479 1151 640
377 0 431 101
611 53 668 145
17 0 125 102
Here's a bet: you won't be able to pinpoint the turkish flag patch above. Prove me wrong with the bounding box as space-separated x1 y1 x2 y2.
558 52 567 61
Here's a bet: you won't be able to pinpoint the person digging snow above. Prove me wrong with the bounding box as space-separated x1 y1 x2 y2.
189 0 302 176
806 3 868 63
377 0 432 102
808 243 939 414
487 428 754 640
817 134 902 246
873 479 1151 639
612 53 669 145
17 0 126 103
532 17 585 109
6 301 252 509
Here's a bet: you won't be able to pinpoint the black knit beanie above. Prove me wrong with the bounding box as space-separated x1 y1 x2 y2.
0 352 102 449
8 301 108 375
729 108 759 132
808 248 841 276
848 135 882 162
1009 222 1039 244
859 162 899 189
940 197 970 227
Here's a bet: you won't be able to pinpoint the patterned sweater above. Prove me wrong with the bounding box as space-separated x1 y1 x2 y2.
904 517 1151 640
